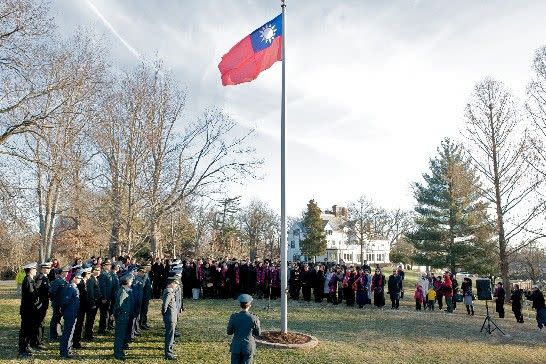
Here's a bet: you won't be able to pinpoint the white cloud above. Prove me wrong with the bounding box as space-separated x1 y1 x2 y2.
54 0 546 215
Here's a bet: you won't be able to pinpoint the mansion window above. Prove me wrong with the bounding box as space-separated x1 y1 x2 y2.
367 253 374 262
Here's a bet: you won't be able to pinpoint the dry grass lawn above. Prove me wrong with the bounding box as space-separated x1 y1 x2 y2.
1 273 545 364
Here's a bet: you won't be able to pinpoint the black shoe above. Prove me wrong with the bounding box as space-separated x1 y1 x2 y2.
32 344 47 350
114 356 126 361
61 354 74 359
18 352 33 358
73 343 82 349
165 355 177 360
97 330 106 335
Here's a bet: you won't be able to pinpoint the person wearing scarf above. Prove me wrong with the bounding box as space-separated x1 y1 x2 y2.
371 268 385 307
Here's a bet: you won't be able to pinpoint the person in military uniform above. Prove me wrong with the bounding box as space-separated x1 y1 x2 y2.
98 261 113 334
85 265 100 341
113 273 134 360
227 294 261 364
49 265 70 341
139 263 153 329
162 274 180 360
73 267 91 349
59 270 82 359
108 262 121 330
18 262 41 357
33 262 52 348
131 266 144 339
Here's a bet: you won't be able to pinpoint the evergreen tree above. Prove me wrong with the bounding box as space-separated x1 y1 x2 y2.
408 138 494 274
300 199 327 259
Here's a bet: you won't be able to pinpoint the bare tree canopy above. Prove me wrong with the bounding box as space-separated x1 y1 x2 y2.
464 78 546 291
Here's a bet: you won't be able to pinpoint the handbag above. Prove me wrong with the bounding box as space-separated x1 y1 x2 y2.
455 293 463 302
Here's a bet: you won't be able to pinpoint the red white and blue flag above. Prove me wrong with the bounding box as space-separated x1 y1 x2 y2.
218 14 283 86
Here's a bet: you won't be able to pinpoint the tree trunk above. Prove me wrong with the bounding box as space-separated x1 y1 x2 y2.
489 104 510 299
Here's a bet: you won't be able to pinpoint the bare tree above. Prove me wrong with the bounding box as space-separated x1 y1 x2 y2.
382 208 414 249
238 199 278 260
126 62 261 256
511 245 546 283
347 196 375 265
0 0 70 144
464 78 545 292
1 33 107 261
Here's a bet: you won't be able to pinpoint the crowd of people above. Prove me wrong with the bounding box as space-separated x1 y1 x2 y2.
16 255 546 360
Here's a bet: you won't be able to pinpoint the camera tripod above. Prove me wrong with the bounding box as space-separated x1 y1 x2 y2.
480 300 505 335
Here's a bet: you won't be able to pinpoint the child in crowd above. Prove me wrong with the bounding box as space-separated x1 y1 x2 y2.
414 284 425 310
426 286 436 311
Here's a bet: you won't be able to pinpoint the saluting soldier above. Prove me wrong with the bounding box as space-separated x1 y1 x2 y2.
59 270 82 359
98 261 113 334
18 262 41 358
162 274 180 360
49 265 70 341
113 273 134 360
33 261 52 348
227 294 261 364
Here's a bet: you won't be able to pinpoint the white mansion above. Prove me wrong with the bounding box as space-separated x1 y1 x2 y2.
288 205 391 265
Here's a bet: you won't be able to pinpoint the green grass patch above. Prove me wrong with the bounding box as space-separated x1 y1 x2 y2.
1 280 545 363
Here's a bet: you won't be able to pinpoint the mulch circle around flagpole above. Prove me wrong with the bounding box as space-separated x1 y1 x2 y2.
256 331 318 349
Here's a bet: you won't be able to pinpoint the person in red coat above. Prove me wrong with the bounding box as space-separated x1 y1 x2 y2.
442 272 454 313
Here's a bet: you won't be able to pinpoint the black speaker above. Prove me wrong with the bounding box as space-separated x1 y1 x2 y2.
476 279 492 300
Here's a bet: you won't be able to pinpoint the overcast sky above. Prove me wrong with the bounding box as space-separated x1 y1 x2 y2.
53 0 546 216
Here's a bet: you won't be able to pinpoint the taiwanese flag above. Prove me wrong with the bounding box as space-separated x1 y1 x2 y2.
218 14 283 86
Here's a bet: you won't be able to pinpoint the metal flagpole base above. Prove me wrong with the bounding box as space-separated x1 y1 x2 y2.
480 301 505 335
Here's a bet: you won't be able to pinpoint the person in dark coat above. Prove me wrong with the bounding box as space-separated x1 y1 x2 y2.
525 285 546 329
59 271 82 359
108 263 121 330
493 282 506 318
98 262 113 334
140 264 153 329
151 257 164 299
113 273 134 360
288 263 301 300
49 265 69 341
180 261 192 299
510 284 524 323
313 265 324 302
131 268 144 339
387 269 402 309
85 265 101 340
162 275 180 360
371 268 386 307
18 262 40 357
33 262 52 348
354 268 370 308
73 268 90 349
300 264 312 302
227 294 261 364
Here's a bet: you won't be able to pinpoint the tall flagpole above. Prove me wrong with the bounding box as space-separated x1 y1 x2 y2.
280 0 288 334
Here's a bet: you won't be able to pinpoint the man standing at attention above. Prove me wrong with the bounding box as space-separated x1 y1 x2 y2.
162 274 180 360
227 294 261 364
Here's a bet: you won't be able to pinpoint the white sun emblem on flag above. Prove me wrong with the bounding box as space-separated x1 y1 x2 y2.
259 24 277 44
